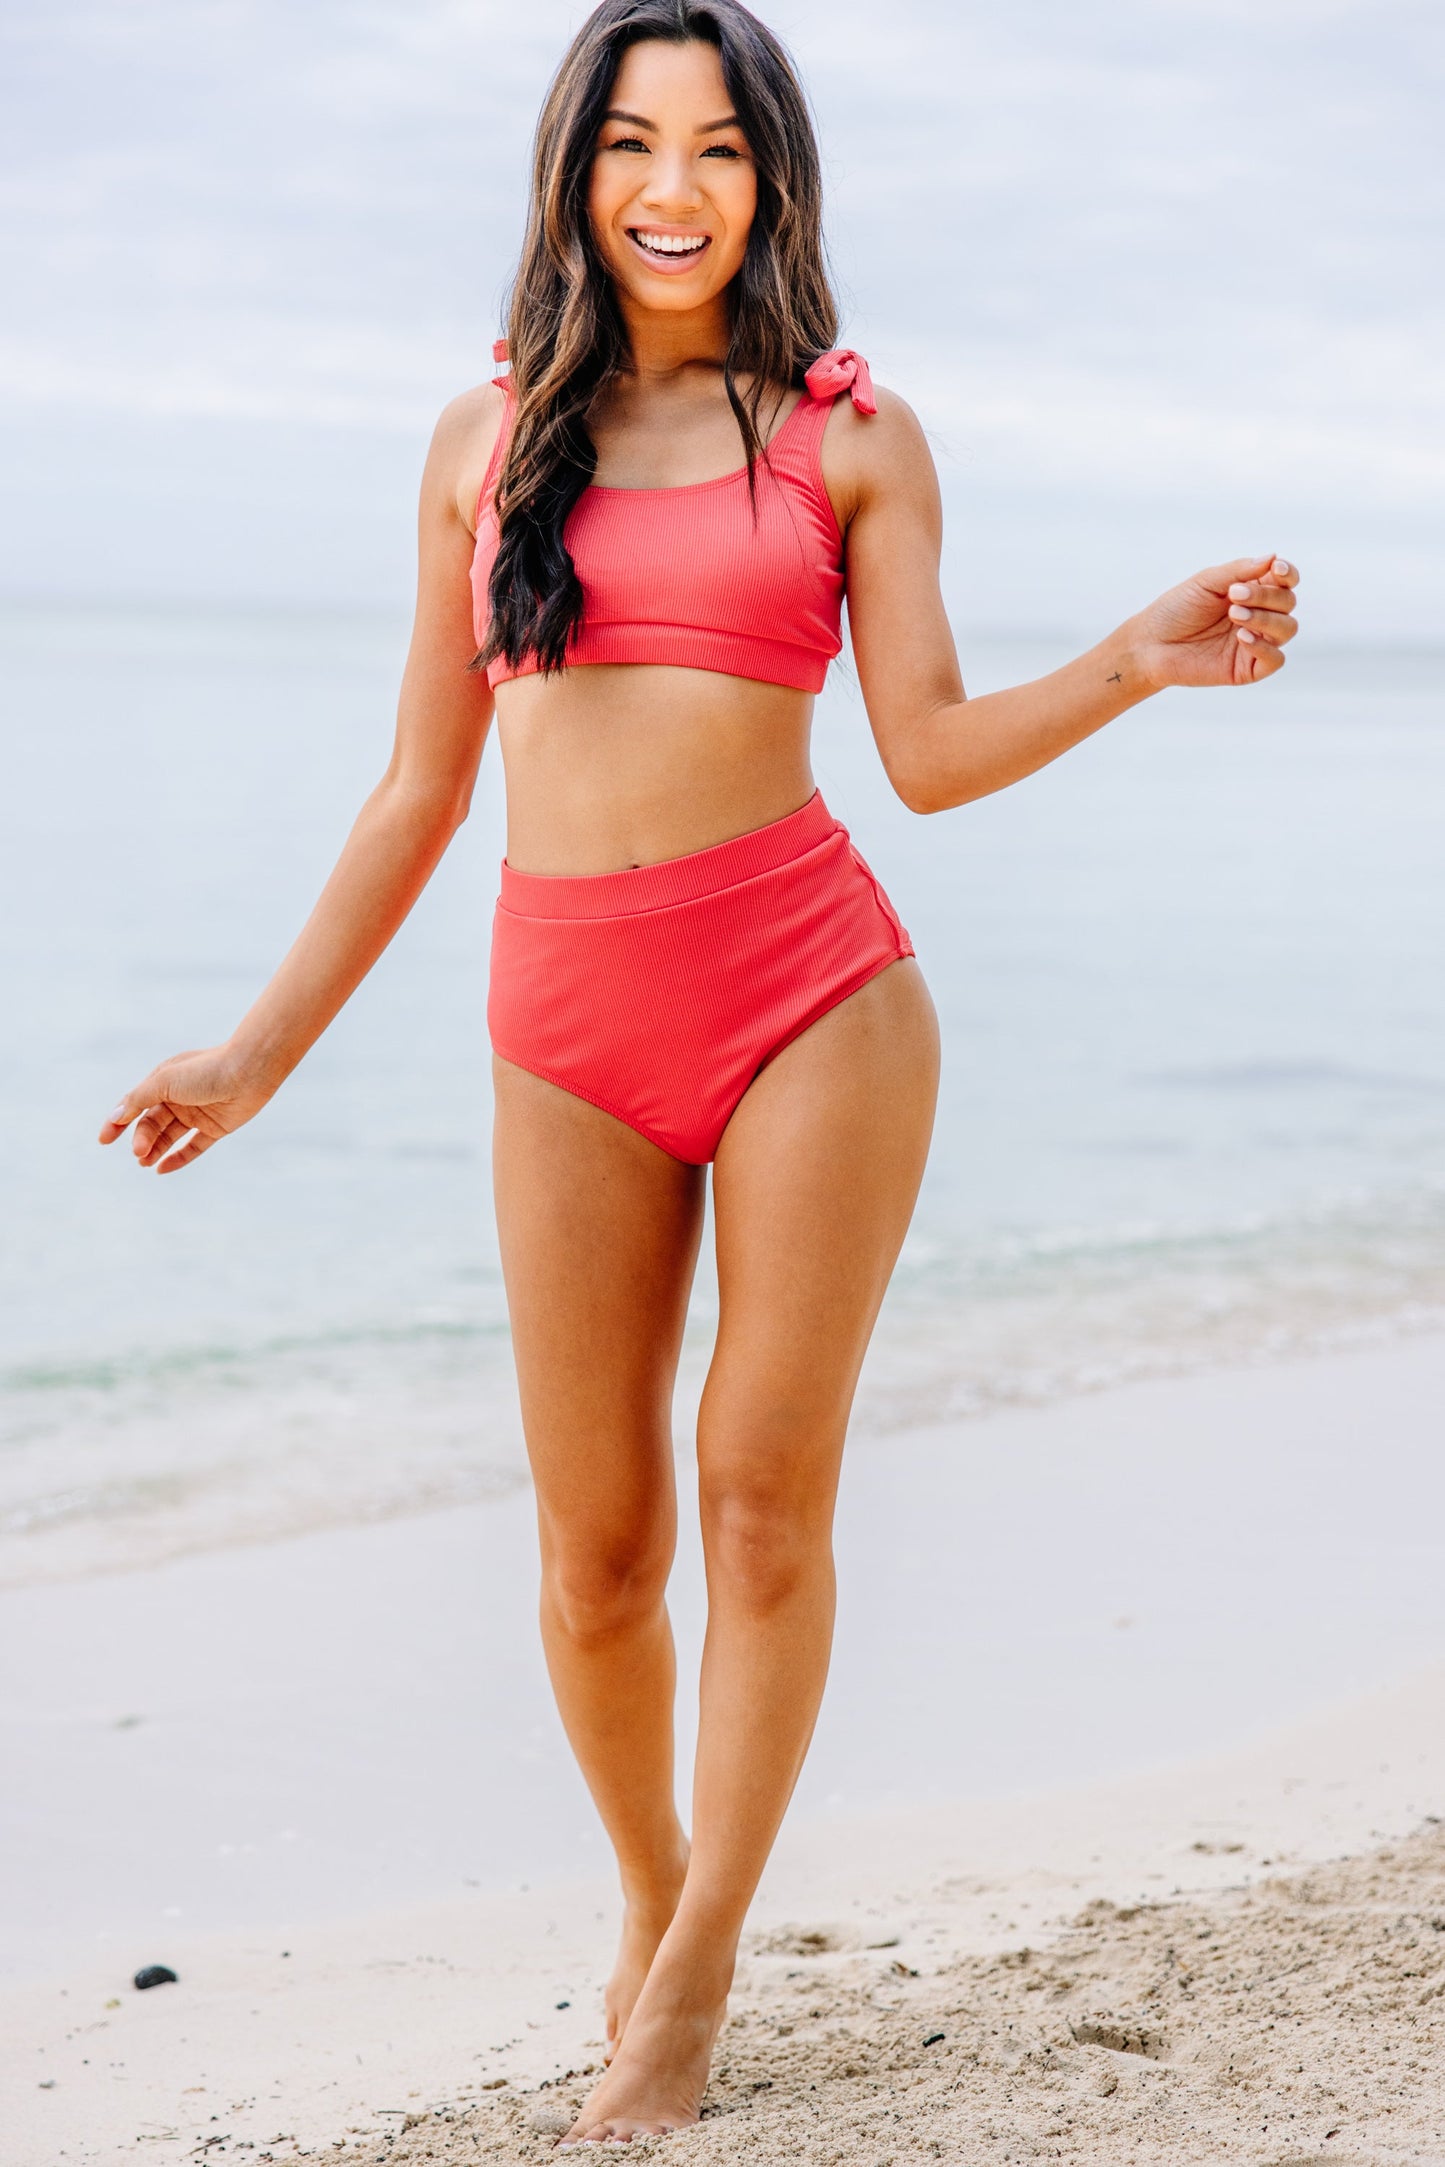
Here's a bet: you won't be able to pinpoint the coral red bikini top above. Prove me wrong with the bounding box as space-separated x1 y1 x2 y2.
469 346 876 694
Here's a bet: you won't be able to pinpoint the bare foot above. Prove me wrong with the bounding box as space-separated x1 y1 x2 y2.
604 1900 677 2064
604 1843 689 2065
560 1963 726 2145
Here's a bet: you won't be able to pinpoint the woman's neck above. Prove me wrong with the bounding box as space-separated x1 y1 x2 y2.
614 290 732 384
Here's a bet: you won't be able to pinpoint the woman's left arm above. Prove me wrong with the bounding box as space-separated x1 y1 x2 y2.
835 391 1300 815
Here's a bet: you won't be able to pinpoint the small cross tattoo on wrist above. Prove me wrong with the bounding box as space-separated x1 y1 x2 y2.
1106 670 1123 683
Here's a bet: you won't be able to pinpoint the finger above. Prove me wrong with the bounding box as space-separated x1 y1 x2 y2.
1229 608 1298 646
156 1130 216 1175
133 1104 212 1165
130 1101 178 1153
1198 553 1278 595
98 1085 156 1144
135 1112 193 1167
1226 580 1297 616
1235 628 1287 676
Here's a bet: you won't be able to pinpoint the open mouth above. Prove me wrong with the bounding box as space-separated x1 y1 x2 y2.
627 228 712 268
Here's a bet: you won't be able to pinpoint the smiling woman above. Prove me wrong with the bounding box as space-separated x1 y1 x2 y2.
480 8 835 679
97 0 1300 2148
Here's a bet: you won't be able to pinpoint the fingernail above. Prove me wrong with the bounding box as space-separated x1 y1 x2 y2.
1228 604 1249 621
1227 583 1250 601
1273 559 1291 576
1236 627 1256 644
108 1105 129 1124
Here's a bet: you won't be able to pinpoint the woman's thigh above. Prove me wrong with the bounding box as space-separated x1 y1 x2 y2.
702 959 940 1521
491 1054 707 1562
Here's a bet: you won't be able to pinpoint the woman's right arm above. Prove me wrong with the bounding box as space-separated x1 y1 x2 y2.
99 384 504 1174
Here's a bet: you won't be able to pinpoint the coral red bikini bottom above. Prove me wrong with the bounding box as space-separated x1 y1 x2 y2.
488 790 914 1164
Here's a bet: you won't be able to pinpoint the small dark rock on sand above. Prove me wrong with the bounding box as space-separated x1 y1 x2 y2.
133 1964 178 1990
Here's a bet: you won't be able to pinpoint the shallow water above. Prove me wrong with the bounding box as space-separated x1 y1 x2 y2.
3 604 1443 1582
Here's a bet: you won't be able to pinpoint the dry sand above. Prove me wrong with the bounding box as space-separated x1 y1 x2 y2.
9 1658 1445 2166
7 1337 1445 2163
373 1823 1445 2167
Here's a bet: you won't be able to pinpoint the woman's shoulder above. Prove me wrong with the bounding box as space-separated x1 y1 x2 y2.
821 375 929 454
434 380 509 462
818 378 937 523
429 380 510 535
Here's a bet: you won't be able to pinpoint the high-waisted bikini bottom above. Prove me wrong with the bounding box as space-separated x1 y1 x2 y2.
488 789 914 1164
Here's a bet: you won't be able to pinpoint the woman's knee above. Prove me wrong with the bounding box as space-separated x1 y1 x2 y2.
542 1523 674 1648
699 1476 832 1616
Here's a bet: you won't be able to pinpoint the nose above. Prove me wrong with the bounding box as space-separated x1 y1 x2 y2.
639 145 703 218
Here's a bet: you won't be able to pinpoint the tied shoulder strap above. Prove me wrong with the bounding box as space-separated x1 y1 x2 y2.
802 347 877 414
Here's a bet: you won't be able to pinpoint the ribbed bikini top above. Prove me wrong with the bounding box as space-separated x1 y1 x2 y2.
469 346 876 694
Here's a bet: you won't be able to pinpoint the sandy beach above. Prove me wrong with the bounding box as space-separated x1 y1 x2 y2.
379 1814 1445 2167
5 1333 1445 2164
6 1661 1444 2164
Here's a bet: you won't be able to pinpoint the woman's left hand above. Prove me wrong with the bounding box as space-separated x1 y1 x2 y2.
1133 554 1300 690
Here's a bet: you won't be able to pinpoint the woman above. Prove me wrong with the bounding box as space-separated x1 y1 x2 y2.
99 0 1299 2144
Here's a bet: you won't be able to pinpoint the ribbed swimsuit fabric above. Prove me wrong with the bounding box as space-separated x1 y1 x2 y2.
469 348 878 694
478 346 914 1163
489 791 914 1165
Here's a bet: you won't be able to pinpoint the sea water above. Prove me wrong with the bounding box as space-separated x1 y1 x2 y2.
3 603 1442 1585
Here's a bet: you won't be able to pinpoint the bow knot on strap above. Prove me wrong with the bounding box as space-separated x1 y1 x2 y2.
803 347 876 414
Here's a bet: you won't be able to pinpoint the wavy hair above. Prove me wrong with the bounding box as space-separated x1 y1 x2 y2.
479 0 838 677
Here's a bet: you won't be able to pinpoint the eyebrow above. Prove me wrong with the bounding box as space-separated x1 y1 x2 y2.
601 108 743 133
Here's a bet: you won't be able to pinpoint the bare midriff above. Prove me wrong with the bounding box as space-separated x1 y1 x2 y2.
493 663 817 876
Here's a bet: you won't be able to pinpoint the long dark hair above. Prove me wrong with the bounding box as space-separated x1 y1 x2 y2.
479 0 838 677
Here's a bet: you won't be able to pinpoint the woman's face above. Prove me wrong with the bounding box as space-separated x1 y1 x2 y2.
588 38 757 318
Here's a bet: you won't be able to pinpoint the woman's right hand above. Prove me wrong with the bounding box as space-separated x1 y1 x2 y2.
98 1044 279 1173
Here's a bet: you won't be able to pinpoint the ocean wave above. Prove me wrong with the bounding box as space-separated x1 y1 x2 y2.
4 1185 1443 1588
853 1182 1445 1433
0 1323 529 1589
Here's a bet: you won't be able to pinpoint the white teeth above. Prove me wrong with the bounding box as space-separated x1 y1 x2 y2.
633 231 707 256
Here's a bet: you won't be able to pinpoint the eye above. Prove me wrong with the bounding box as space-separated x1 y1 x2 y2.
605 135 649 154
701 143 742 159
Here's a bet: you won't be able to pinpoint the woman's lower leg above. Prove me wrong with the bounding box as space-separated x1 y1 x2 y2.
668 1484 839 1955
539 1557 689 1898
537 1523 692 2048
556 1499 842 2144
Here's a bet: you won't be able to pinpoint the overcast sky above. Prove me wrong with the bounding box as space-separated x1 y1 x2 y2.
2 0 1440 637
